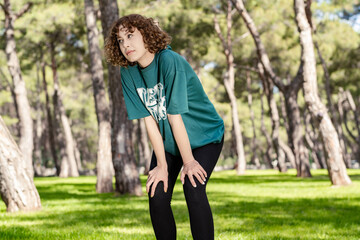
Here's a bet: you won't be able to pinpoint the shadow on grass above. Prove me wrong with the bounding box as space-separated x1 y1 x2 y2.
210 171 360 185
1 171 360 240
211 193 360 239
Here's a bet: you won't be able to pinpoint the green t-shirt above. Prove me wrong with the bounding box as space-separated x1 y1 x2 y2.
121 47 224 156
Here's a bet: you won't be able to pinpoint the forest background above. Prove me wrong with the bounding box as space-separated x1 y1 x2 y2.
0 0 360 211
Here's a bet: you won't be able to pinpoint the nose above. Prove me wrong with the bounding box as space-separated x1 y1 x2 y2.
122 38 130 48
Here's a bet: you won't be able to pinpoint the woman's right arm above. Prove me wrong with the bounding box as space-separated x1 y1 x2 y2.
144 115 168 197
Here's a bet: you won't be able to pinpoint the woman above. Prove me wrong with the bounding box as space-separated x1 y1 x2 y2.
105 14 224 240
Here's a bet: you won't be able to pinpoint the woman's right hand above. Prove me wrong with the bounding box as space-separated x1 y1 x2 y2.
146 165 168 197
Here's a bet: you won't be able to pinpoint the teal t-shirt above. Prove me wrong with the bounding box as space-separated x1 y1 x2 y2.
120 47 224 156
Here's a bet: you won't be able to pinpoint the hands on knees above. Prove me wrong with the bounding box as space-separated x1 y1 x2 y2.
146 165 168 198
180 160 207 188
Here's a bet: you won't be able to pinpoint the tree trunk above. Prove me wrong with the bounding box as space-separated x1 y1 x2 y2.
294 0 351 185
0 116 41 212
138 119 151 175
58 100 79 177
3 0 34 178
73 138 83 172
246 71 260 168
49 43 78 177
99 0 142 195
213 1 246 175
84 0 113 192
279 94 290 136
315 42 351 167
278 139 296 168
337 89 355 167
304 110 323 169
257 63 287 172
339 88 360 165
41 62 60 175
260 91 273 169
34 62 43 176
284 80 312 177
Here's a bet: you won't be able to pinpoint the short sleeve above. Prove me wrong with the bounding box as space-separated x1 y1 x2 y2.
121 70 150 120
160 52 189 115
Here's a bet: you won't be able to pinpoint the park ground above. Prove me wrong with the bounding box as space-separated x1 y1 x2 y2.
1 169 360 240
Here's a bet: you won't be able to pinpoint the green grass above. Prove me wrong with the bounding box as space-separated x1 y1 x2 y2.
1 169 360 240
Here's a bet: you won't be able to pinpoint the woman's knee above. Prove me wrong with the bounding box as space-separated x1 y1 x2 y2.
149 182 172 208
183 179 208 204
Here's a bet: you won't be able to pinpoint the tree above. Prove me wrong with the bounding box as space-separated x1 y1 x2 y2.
294 0 351 185
99 0 142 195
257 63 287 172
49 38 79 178
213 0 246 174
246 71 261 168
137 119 151 175
1 0 34 178
0 115 41 212
230 0 312 177
84 0 113 192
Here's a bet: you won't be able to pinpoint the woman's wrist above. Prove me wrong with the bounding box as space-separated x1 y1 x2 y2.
183 158 196 166
157 161 168 169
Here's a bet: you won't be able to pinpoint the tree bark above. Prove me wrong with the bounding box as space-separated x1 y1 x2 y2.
213 0 246 175
99 0 142 195
294 0 351 185
2 0 34 178
0 116 41 212
84 0 113 192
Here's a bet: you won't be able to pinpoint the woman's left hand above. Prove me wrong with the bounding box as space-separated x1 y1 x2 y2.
180 160 207 187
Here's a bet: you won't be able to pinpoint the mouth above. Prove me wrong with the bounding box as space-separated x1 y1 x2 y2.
126 50 135 55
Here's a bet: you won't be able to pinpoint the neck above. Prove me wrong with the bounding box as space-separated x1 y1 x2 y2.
138 52 155 68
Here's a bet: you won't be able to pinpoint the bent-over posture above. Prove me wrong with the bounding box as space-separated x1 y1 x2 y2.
104 14 224 240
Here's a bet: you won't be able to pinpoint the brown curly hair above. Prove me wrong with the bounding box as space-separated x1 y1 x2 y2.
104 14 172 67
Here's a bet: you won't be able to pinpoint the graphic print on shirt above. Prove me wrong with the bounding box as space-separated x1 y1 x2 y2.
137 83 167 122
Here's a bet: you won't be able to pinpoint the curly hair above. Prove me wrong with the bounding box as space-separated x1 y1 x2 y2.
104 14 172 67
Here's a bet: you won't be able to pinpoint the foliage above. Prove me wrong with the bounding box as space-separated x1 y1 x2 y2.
0 170 359 239
0 0 359 168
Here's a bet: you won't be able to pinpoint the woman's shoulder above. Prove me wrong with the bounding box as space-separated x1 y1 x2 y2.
158 47 186 68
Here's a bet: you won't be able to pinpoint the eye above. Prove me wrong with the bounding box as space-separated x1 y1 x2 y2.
117 39 123 44
127 34 133 39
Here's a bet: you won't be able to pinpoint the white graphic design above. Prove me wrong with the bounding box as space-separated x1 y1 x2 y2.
137 83 167 122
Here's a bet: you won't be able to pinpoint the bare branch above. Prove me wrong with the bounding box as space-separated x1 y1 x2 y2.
213 14 228 53
230 0 285 92
233 31 249 44
14 2 33 21
234 65 259 73
226 0 232 51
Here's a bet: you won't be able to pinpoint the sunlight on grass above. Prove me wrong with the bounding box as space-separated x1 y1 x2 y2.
0 169 360 239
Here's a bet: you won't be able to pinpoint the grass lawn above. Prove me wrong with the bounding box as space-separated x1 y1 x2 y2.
0 169 360 240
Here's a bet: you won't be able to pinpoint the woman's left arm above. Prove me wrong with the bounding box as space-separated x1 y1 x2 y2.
167 114 207 187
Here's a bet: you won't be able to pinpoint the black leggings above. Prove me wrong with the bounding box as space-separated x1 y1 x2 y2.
148 137 224 240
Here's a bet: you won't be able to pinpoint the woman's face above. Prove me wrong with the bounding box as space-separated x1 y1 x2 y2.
117 27 154 68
